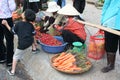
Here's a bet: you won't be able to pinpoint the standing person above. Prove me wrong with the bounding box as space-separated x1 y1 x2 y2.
0 0 16 66
23 0 40 13
73 0 86 20
101 0 120 73
2 9 36 75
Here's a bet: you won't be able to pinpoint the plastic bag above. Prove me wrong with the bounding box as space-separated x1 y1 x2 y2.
35 11 45 22
87 30 105 60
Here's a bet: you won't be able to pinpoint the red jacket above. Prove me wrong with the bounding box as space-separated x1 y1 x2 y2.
55 17 87 40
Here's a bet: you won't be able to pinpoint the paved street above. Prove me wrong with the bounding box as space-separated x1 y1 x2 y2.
0 0 120 80
0 62 32 80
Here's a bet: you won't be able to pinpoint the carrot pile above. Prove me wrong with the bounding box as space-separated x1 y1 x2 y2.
52 52 82 72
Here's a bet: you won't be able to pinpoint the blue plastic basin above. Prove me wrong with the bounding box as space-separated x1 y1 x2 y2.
39 36 67 53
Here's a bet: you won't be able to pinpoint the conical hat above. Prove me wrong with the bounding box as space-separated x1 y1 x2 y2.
57 4 80 16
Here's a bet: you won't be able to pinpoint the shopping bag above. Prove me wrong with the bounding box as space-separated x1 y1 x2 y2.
87 30 105 60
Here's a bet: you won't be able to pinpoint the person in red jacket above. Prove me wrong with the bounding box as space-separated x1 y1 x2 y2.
53 4 87 49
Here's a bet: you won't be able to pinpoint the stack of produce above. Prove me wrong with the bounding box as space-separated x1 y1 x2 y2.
51 51 92 73
38 33 62 46
35 26 62 46
53 52 81 71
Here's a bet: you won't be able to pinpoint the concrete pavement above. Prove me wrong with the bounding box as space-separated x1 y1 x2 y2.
0 0 120 80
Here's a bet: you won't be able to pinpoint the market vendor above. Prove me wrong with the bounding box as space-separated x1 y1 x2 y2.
53 4 87 49
39 1 63 36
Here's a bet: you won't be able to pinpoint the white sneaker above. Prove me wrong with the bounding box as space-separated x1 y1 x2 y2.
7 69 15 76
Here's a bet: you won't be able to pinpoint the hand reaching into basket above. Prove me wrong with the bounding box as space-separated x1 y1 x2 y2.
40 16 55 33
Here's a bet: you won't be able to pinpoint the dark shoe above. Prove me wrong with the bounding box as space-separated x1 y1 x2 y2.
7 69 14 76
0 59 6 63
101 64 114 73
102 53 116 73
6 63 12 67
32 48 40 54
36 40 40 44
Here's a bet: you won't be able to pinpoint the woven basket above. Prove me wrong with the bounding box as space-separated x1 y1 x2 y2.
51 54 92 74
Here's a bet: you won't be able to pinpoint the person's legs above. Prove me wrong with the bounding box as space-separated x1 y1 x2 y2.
61 0 66 7
4 18 14 66
23 0 29 12
32 42 40 54
57 0 62 7
101 31 118 73
73 0 85 20
11 59 17 74
101 53 116 73
73 0 85 14
8 48 25 75
29 2 39 13
0 19 6 62
38 0 42 10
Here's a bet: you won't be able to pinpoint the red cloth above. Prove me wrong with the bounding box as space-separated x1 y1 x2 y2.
55 17 87 40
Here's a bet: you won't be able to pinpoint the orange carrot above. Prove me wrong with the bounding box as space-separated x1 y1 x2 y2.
57 62 73 70
59 52 66 57
57 54 74 63
54 53 72 63
60 56 75 66
52 63 59 67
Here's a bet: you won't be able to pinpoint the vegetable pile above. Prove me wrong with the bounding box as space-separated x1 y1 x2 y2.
39 33 62 46
53 52 81 72
35 26 62 46
51 51 92 73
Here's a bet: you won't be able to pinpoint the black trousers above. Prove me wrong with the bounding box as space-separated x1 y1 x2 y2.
73 0 86 14
23 0 40 13
0 18 14 64
57 0 62 7
61 30 85 45
105 31 120 53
